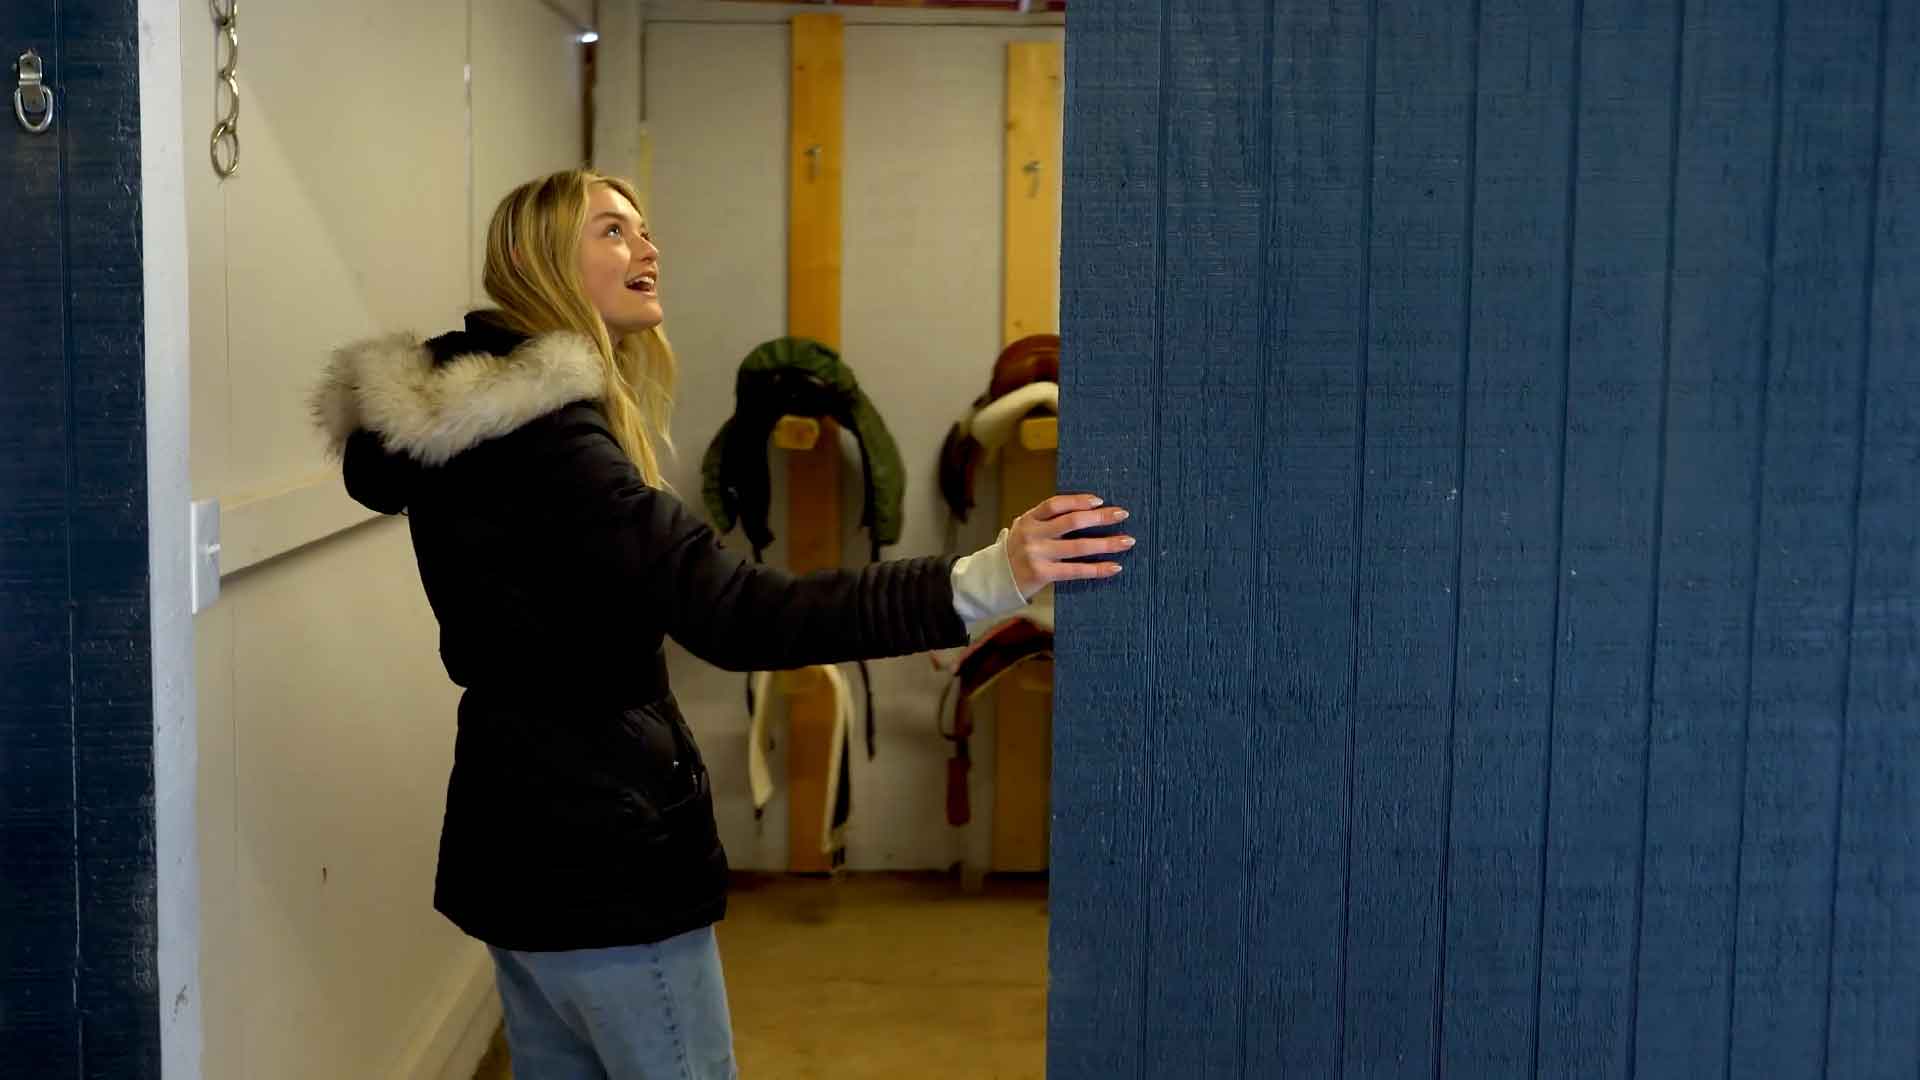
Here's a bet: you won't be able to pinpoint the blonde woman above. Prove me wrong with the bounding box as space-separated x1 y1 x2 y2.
312 169 1132 1079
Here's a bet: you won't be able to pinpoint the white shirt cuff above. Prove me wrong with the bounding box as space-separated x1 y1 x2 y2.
950 528 1029 625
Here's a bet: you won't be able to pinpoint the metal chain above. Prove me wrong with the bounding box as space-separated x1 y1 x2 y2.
210 0 239 178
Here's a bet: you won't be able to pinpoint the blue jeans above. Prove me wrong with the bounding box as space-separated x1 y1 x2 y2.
489 926 739 1080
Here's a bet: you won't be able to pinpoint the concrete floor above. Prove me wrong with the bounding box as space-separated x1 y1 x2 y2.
473 871 1049 1079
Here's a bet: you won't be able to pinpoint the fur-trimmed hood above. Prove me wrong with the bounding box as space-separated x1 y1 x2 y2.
310 325 605 467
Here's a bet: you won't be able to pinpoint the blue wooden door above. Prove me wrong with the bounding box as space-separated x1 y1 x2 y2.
1049 2 1920 1076
0 2 160 1075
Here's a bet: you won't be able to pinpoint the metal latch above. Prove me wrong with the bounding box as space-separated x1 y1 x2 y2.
14 49 52 134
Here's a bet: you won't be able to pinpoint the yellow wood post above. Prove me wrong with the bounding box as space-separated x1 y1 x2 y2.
790 13 843 349
1002 41 1063 345
784 12 845 874
992 41 1064 874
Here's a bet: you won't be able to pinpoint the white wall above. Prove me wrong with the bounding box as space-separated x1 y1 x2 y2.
593 0 648 188
180 1 626 1077
644 2 1064 871
472 0 588 299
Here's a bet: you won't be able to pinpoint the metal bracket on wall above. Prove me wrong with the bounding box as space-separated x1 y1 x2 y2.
190 499 222 614
13 49 52 134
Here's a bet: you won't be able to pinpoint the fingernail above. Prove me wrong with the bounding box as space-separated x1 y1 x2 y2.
1113 509 1130 521
1088 496 1104 507
1120 536 1137 547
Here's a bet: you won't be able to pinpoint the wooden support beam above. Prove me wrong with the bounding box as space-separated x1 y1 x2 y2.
1002 41 1063 345
992 435 1057 872
789 13 843 349
784 12 845 874
992 40 1063 874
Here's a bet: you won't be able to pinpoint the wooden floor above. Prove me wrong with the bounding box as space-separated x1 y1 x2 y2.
473 871 1049 1079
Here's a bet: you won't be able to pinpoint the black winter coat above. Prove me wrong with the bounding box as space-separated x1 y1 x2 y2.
312 312 967 951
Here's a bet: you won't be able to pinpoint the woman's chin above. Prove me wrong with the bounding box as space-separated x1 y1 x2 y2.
608 301 664 335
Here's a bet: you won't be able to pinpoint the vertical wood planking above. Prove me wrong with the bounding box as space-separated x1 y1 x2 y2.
782 416 841 873
1631 0 1780 1072
1052 3 1920 1075
1047 1 1163 1074
789 12 843 348
1438 0 1578 1072
1137 0 1266 1075
786 13 844 873
1825 2 1920 1072
992 40 1064 874
0 1 161 1073
1003 41 1063 345
1535 0 1681 1073
64 1 161 1074
1341 0 1475 1075
989 433 1053 872
1728 1 1886 1073
1243 2 1372 1072
0 0 79 1069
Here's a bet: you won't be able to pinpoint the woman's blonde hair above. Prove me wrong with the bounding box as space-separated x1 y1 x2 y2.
481 169 675 486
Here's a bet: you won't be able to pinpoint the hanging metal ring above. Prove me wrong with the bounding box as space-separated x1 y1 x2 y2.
14 49 52 134
210 121 239 177
13 86 52 134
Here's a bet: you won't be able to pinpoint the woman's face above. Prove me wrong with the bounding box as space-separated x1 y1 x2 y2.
578 183 662 335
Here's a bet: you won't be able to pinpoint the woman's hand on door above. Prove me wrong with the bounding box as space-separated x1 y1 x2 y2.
1005 494 1134 599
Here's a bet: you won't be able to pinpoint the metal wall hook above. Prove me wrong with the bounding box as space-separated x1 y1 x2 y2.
1023 159 1043 197
14 49 53 134
804 143 823 181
